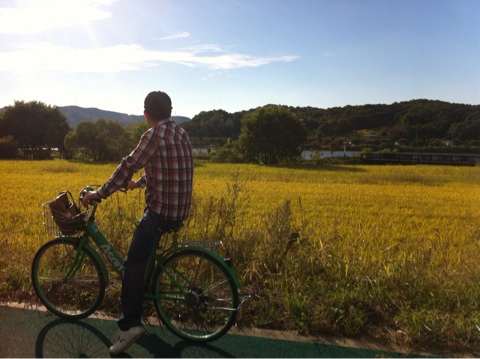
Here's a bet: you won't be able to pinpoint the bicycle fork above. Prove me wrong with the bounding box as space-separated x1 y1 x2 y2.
62 246 87 283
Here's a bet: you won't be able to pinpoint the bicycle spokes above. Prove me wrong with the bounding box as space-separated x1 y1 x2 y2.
153 249 239 342
32 238 105 319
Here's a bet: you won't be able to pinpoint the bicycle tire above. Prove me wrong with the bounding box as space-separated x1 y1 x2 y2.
152 249 239 342
31 238 106 319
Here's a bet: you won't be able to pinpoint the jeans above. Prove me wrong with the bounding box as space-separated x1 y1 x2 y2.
117 208 181 330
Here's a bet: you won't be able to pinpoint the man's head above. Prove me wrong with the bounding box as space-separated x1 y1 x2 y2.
144 91 172 120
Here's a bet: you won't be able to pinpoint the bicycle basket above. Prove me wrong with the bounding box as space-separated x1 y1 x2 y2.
42 191 89 236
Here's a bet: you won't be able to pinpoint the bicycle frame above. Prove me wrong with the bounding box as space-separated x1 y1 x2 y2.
85 219 124 275
64 207 241 299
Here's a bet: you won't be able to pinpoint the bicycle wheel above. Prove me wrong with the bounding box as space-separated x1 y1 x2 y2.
31 238 105 319
152 249 239 342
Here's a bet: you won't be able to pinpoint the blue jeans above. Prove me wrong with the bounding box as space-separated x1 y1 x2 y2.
117 208 181 330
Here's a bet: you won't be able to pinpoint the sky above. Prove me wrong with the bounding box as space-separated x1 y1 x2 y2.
0 0 479 118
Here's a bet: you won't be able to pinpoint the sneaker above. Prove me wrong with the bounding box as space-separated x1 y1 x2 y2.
109 326 145 355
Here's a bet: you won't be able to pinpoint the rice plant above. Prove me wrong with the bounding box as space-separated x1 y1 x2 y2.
1 160 479 353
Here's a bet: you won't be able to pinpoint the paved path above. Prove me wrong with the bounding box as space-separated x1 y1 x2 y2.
0 304 426 358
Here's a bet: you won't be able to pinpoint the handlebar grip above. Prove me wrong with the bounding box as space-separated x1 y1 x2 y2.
79 185 102 206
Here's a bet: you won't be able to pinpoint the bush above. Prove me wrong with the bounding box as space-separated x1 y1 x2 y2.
211 147 242 163
0 136 18 159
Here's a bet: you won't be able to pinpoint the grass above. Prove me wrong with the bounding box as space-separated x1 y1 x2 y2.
1 160 480 354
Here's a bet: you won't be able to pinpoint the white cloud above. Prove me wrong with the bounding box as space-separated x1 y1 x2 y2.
0 0 114 34
0 43 299 73
0 1 298 74
185 44 224 53
159 32 191 41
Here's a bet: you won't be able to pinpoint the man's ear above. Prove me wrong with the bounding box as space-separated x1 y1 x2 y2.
144 110 156 127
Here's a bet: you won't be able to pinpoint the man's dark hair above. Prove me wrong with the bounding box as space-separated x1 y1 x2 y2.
144 91 172 120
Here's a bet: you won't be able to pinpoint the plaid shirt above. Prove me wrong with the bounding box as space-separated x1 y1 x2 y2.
97 119 193 221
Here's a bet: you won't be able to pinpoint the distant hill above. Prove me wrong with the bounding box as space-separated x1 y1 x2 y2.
59 106 191 127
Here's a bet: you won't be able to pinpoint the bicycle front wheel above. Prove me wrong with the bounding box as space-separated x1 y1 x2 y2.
153 249 239 342
31 238 105 319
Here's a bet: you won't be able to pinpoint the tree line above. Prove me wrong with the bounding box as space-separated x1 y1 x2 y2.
184 99 480 152
0 101 306 164
0 101 149 161
1 99 479 164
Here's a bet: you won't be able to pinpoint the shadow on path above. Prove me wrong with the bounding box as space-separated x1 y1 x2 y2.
1 305 426 358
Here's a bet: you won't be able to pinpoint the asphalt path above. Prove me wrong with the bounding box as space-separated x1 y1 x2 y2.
0 304 427 358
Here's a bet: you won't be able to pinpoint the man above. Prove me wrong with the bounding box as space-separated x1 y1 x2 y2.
82 91 193 355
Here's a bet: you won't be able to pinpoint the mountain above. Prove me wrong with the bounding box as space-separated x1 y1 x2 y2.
59 106 191 127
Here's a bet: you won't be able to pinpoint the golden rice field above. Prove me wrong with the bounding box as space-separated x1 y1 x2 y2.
1 160 479 353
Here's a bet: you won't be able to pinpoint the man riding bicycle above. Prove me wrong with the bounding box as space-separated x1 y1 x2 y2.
82 91 193 355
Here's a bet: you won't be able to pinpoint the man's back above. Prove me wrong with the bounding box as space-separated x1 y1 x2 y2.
143 119 193 221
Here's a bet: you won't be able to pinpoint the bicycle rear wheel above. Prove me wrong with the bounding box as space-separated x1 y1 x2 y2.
31 238 105 319
152 249 239 342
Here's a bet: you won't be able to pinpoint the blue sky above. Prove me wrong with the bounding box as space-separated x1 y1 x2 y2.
0 0 479 118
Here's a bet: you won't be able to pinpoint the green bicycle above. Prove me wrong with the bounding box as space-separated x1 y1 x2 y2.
32 186 243 342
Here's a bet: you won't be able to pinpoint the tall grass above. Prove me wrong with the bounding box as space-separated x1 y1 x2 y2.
1 160 479 353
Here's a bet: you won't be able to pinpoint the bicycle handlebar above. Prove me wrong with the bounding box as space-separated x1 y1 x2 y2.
79 184 129 220
79 185 128 208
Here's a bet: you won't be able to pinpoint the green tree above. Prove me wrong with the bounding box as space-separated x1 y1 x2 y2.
0 100 71 158
237 105 307 164
126 121 149 148
182 109 242 140
65 120 98 160
65 118 128 161
448 115 480 142
95 118 130 160
0 136 19 159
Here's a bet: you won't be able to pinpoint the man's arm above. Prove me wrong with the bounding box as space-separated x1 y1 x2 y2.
127 175 145 190
97 130 154 199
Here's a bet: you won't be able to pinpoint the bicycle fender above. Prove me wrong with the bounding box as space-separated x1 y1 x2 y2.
168 246 242 288
60 237 110 284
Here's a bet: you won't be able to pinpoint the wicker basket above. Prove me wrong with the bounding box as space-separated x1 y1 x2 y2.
42 203 90 237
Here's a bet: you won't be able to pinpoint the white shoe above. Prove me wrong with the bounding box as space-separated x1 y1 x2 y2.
109 326 145 355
